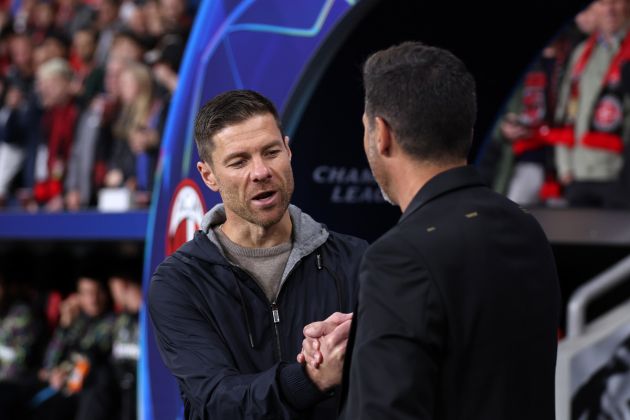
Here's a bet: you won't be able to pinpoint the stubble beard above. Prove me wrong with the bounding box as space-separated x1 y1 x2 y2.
223 170 295 229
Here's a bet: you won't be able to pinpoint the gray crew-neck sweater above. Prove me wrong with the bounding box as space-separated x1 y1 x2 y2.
213 226 292 302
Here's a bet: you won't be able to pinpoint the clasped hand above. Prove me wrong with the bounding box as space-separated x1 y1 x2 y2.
296 312 352 391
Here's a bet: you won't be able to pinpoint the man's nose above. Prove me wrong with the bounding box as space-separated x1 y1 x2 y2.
251 156 272 181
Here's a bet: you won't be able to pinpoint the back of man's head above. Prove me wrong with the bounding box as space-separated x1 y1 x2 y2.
194 89 282 163
363 41 476 164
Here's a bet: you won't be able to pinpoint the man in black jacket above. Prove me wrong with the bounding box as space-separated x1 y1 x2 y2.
148 89 367 419
303 42 561 419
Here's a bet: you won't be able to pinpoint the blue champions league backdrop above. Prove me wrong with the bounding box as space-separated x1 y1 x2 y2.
139 1 369 418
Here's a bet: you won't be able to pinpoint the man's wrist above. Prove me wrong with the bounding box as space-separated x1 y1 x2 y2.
278 362 331 411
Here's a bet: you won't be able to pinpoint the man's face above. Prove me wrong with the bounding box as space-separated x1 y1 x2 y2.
598 0 630 35
77 278 105 317
199 113 294 229
363 112 394 205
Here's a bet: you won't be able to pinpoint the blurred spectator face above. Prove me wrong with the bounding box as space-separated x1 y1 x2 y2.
9 35 33 72
128 6 148 35
73 30 96 63
144 1 163 36
125 282 142 313
37 75 69 107
36 59 72 108
43 37 68 60
105 55 125 96
108 276 127 310
98 0 119 28
33 2 55 29
110 35 144 62
576 2 602 35
77 277 105 317
598 0 630 35
118 66 144 104
159 0 185 23
6 86 24 108
33 45 50 69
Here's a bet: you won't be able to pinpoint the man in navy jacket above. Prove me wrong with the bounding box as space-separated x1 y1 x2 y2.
149 90 367 419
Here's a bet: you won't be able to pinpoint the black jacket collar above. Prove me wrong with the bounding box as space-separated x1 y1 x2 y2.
399 165 485 223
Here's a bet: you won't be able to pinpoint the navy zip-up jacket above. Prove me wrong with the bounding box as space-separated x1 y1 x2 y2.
149 205 367 419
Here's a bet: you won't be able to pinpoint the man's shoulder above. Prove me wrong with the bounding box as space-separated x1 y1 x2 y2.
151 233 227 292
323 230 369 261
327 230 369 249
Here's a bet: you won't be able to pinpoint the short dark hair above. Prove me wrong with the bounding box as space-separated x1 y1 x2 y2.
363 42 476 163
194 90 282 163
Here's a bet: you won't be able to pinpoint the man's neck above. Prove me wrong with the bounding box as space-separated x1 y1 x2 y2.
393 159 466 213
221 210 292 248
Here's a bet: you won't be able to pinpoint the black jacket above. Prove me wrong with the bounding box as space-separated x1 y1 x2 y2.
340 166 560 420
149 205 367 419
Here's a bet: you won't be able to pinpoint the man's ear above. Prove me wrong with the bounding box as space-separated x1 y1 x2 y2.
283 136 292 160
197 161 219 192
374 116 393 157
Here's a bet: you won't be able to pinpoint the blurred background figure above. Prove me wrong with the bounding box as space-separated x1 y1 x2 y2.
552 0 630 207
0 273 37 381
108 273 141 420
103 60 162 207
33 58 78 212
487 1 599 206
32 273 115 420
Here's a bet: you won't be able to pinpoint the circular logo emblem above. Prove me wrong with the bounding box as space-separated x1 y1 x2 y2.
521 86 546 125
593 95 623 132
166 179 206 256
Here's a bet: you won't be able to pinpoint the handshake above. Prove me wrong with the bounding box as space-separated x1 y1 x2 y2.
296 312 353 392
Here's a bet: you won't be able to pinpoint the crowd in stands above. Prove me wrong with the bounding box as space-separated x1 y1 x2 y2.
0 264 142 419
483 0 630 209
0 0 193 211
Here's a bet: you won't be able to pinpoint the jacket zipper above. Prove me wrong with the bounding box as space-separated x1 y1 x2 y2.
233 260 305 362
268 260 304 362
270 302 282 360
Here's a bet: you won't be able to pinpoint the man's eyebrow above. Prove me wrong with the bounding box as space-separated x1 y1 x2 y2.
262 139 285 149
222 138 284 164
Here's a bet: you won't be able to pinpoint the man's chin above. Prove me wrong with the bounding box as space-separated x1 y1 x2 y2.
248 207 288 229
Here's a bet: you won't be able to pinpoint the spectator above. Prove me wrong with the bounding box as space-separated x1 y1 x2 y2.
0 274 37 381
0 33 40 208
157 0 191 40
64 52 124 211
109 275 141 420
30 1 56 45
0 84 29 207
485 5 596 205
553 0 630 207
54 0 96 38
33 274 115 420
69 27 102 106
92 0 123 66
105 60 162 206
33 58 78 211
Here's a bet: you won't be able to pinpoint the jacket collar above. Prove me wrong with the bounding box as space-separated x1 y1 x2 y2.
399 165 485 224
199 203 329 281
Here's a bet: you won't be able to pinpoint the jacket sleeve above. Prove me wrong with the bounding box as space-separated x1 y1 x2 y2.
341 237 445 420
148 271 328 419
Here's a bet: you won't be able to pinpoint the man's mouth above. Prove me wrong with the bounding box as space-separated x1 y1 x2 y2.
251 190 278 205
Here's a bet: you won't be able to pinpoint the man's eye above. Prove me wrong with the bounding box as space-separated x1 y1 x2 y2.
266 149 280 157
228 160 246 168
